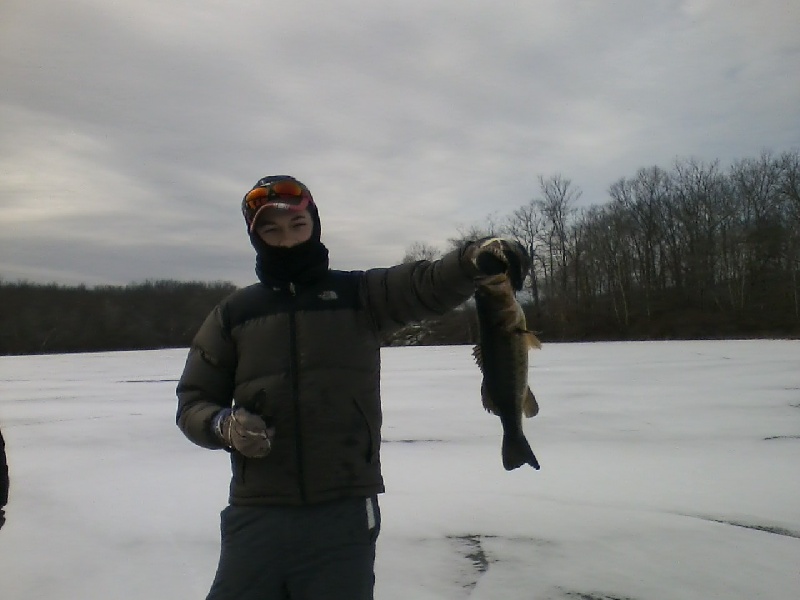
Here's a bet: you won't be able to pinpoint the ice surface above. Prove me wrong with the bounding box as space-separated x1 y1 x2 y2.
1 341 799 599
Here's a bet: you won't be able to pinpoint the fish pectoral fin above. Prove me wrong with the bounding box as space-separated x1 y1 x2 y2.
522 387 539 418
481 382 500 415
522 330 542 350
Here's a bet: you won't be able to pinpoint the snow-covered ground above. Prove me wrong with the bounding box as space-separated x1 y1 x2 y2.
1 340 799 599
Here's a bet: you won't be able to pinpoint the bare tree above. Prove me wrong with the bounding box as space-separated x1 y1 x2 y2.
504 199 546 311
608 166 672 319
778 150 800 317
446 211 505 251
537 174 581 324
727 152 785 311
669 158 728 308
401 241 441 263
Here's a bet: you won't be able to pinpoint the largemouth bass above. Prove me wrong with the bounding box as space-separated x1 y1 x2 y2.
473 267 541 471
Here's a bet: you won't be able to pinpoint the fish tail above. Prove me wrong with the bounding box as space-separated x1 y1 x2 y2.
502 432 540 471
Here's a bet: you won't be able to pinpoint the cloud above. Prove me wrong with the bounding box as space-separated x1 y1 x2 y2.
1 0 798 286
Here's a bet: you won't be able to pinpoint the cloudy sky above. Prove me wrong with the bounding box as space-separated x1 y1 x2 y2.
2 0 799 287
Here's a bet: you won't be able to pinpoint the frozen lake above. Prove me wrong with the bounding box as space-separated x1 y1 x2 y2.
1 340 799 599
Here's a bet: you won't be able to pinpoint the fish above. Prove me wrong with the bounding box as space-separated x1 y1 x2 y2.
472 240 542 470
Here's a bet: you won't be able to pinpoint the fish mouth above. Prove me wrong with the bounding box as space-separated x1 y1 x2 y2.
475 237 529 291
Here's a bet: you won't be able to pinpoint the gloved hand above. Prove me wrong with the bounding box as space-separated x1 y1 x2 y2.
468 237 530 291
212 407 273 458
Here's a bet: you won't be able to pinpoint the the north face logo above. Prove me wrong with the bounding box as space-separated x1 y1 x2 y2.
318 290 338 301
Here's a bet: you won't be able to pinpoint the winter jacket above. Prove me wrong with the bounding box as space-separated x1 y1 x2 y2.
176 247 479 505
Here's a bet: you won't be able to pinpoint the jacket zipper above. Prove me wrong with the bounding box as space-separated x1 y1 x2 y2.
288 282 307 502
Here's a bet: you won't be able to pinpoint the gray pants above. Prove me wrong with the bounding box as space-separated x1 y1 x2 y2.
206 496 380 600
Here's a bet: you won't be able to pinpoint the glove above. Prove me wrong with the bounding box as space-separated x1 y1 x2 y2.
468 237 530 291
212 407 273 458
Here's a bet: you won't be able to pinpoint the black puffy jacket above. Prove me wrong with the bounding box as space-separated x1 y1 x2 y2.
176 247 478 505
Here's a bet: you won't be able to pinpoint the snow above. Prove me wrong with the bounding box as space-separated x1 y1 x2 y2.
1 340 799 599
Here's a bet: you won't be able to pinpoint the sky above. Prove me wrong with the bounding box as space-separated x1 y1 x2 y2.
1 0 799 287
1 340 799 599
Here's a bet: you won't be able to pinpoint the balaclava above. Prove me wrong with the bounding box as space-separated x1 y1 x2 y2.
241 175 329 285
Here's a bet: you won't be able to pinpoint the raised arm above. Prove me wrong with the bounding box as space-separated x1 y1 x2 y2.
362 244 479 334
362 238 531 334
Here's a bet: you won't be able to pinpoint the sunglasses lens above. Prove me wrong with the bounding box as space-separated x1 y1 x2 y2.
245 187 269 210
270 181 303 196
244 180 311 224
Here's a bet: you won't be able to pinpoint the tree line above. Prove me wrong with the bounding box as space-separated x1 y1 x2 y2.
398 150 800 343
0 280 236 355
2 150 798 355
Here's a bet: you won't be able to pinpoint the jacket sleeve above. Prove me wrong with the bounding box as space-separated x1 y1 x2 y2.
175 305 237 449
362 243 480 334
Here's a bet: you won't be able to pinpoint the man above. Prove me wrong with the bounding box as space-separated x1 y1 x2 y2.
176 175 525 599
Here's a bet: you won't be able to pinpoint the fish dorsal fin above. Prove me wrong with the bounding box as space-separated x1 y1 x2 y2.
481 381 500 415
523 387 539 418
472 344 484 374
522 330 542 350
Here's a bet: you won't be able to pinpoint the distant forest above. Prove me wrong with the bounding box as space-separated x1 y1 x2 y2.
0 281 238 355
2 150 798 355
